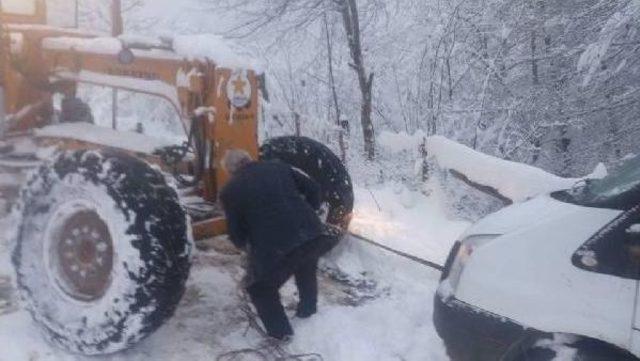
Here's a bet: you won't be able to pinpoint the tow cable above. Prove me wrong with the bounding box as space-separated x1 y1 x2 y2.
348 232 444 272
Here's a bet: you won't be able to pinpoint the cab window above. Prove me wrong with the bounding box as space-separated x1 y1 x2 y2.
572 205 640 280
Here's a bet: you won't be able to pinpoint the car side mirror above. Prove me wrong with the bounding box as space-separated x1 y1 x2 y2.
626 224 640 246
626 224 640 263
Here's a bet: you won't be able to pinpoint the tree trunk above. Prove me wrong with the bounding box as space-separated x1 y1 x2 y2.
531 30 539 85
111 0 123 132
293 111 301 137
446 57 453 101
449 169 513 206
556 124 571 176
338 0 375 160
324 13 347 163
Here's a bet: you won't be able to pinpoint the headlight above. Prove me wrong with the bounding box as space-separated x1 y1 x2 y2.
438 234 500 299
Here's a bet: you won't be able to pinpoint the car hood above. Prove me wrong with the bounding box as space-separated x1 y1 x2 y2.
461 195 595 238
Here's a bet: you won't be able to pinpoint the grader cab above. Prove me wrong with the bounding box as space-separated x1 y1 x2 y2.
0 0 353 355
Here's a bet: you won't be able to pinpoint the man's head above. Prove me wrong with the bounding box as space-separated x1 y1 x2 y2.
222 149 253 175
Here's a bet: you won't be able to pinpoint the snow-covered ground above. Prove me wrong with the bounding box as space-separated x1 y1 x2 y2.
0 184 465 361
350 182 470 265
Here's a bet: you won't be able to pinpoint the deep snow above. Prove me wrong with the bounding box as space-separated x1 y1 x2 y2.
350 182 469 265
426 136 608 203
0 131 600 360
0 185 461 361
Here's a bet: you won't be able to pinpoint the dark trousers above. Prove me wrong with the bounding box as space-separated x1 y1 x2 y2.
246 234 338 338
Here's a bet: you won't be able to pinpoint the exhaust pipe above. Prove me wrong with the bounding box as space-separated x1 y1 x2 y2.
0 87 5 137
111 0 123 36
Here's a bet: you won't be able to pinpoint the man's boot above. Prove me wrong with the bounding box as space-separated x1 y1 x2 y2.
247 283 294 340
295 303 317 318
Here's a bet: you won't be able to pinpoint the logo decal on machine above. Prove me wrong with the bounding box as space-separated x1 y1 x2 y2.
226 69 252 109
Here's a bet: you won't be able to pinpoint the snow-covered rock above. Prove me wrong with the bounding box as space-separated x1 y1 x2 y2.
426 135 607 203
350 182 470 265
378 130 426 154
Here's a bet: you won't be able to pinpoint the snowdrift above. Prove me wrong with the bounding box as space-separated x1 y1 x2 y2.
426 136 607 203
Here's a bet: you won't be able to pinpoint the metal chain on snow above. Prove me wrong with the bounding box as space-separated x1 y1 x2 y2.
215 288 324 361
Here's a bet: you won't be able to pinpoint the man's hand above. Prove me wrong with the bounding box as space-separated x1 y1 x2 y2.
291 168 323 210
317 202 329 223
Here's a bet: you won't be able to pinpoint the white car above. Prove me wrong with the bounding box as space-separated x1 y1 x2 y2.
434 155 640 361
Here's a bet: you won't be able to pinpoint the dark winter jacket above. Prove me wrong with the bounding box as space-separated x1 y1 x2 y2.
220 160 324 281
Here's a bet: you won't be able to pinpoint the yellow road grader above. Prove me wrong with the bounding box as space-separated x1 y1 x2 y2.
0 0 353 354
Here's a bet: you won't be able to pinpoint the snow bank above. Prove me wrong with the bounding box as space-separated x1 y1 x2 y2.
350 182 470 264
426 136 607 203
0 219 452 361
378 130 426 153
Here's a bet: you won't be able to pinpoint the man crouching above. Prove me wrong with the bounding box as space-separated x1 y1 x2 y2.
220 150 339 340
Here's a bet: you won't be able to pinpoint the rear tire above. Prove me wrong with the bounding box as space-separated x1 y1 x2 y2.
12 149 192 355
260 136 354 232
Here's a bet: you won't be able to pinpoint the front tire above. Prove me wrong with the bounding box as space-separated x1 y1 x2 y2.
12 149 192 355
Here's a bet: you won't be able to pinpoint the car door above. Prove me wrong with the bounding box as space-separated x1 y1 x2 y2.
629 217 640 355
571 204 640 354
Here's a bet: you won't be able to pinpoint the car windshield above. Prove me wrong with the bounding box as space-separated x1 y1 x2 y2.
572 155 640 204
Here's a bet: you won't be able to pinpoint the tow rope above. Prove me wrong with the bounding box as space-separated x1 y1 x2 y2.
348 232 444 272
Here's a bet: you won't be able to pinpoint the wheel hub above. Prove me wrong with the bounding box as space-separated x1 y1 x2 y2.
50 210 114 302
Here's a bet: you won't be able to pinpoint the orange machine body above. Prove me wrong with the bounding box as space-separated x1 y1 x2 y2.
0 1 260 239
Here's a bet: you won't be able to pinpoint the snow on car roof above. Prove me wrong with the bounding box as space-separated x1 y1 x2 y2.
42 34 262 72
34 123 179 155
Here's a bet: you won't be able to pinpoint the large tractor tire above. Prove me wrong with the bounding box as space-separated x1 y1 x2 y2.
260 136 354 232
12 149 192 355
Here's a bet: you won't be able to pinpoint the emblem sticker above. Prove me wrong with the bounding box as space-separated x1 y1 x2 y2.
226 69 252 109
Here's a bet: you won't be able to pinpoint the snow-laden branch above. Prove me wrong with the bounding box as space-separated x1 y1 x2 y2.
426 136 607 203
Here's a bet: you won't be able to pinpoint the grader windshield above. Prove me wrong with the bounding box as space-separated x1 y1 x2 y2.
1 0 37 15
0 0 45 23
